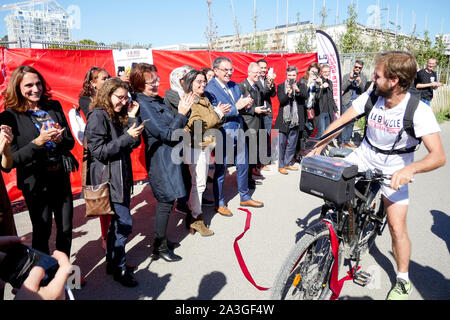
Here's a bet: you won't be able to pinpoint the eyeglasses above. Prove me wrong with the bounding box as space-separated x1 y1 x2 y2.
195 80 207 85
354 66 363 70
112 94 130 102
217 68 234 74
145 76 160 87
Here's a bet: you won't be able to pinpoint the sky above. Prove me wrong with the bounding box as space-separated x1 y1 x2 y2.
0 0 449 47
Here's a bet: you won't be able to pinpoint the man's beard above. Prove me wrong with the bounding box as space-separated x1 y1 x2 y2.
375 84 394 98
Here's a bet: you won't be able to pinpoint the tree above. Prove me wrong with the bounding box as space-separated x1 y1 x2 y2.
205 0 218 50
295 26 315 53
338 3 365 53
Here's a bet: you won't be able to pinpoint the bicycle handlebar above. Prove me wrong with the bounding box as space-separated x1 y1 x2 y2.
356 169 414 184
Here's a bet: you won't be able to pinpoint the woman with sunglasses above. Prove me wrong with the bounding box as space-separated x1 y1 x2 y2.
182 69 230 236
130 63 194 262
85 77 144 287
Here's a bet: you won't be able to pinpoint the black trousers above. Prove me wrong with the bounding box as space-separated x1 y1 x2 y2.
154 200 175 246
23 169 73 257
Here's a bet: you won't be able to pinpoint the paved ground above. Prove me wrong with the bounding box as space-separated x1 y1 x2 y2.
4 122 450 301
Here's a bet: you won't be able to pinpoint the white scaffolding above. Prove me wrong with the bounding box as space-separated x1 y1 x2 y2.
2 0 71 47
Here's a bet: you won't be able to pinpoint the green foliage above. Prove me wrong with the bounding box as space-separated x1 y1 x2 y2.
295 26 315 53
338 3 365 53
415 31 449 69
435 109 450 123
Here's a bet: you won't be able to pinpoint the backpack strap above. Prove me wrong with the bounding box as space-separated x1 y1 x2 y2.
363 91 421 155
402 94 421 142
363 90 379 138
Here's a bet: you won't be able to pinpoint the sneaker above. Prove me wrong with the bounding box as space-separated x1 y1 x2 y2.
175 203 192 215
387 278 411 300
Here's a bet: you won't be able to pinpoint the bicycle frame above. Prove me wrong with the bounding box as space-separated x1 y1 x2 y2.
317 171 387 267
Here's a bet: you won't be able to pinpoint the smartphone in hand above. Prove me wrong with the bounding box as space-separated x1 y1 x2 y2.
0 243 59 289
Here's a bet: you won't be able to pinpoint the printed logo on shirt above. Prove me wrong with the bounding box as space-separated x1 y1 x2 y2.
367 111 402 135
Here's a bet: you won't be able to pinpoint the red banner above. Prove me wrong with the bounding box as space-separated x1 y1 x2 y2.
0 48 317 203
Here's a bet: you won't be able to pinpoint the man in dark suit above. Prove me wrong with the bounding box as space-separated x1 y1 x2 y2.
204 57 264 217
257 59 276 170
274 66 307 175
239 62 270 188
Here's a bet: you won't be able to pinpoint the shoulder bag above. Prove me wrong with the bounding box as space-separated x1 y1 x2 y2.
82 137 114 218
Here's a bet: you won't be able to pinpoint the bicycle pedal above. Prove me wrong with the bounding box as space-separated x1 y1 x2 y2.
353 271 372 287
369 213 384 223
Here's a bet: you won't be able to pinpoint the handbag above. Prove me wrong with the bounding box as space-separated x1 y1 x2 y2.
82 137 114 218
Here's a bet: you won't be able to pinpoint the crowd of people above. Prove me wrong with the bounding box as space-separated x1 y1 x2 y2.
0 51 446 299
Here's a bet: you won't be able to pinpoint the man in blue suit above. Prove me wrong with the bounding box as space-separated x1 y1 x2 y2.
204 56 264 216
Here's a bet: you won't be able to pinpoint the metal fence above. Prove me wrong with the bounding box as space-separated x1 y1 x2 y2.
0 39 118 50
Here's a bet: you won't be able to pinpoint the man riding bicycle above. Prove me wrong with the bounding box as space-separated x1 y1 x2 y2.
308 51 446 300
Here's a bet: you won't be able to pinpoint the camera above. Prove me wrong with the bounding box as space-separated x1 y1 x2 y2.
0 243 59 289
353 72 360 78
288 79 296 87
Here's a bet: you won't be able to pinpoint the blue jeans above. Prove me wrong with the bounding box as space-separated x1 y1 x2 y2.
106 189 132 270
213 127 250 207
421 99 431 106
316 112 331 139
337 102 353 145
278 127 300 168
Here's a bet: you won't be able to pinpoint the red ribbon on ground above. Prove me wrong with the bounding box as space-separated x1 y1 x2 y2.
233 208 270 291
322 221 360 300
233 209 359 297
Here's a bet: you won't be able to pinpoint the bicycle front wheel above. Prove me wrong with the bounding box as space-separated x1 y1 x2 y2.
271 223 336 300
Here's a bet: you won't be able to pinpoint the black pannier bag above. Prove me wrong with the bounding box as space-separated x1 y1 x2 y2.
300 155 358 204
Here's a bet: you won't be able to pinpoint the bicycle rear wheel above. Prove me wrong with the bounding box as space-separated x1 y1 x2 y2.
271 223 336 300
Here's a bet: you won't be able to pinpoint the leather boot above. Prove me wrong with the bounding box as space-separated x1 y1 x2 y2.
152 238 182 262
113 268 138 287
190 214 214 237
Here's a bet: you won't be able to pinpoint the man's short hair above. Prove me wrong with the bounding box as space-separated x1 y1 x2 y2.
213 57 232 69
286 66 298 74
355 60 364 67
376 51 417 92
256 59 267 65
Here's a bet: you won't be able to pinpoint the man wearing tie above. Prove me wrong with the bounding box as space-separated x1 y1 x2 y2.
239 62 270 189
257 59 276 170
205 57 264 217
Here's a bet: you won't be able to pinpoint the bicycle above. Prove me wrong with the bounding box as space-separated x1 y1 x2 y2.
271 155 390 300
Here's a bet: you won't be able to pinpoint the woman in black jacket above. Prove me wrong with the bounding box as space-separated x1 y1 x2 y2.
2 65 76 258
85 77 144 287
78 66 111 249
274 66 308 175
130 63 193 262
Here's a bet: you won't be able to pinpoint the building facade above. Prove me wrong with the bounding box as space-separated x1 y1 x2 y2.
4 0 71 48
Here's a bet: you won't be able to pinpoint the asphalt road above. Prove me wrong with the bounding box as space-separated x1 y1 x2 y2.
4 122 450 301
